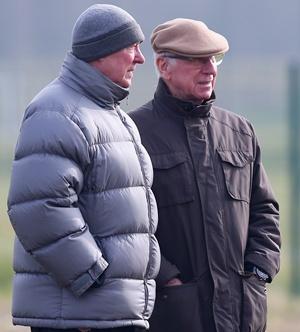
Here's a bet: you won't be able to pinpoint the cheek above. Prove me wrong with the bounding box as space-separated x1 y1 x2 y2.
122 60 134 75
116 65 128 79
173 70 191 87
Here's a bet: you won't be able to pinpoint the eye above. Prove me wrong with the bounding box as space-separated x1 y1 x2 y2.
212 54 224 66
127 43 138 51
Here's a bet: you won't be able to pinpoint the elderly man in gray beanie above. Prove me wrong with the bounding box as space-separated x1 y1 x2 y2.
7 4 160 332
130 18 280 332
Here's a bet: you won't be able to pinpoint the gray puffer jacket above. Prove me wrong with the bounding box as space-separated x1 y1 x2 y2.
7 52 160 329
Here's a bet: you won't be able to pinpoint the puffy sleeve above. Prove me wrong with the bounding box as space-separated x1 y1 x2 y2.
7 109 108 296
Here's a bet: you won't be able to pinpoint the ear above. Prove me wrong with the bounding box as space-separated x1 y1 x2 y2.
156 57 171 80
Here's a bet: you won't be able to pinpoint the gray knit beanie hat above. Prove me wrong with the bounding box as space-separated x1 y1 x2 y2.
72 4 144 62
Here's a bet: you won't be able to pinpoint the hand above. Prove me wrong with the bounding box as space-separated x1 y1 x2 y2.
164 277 183 287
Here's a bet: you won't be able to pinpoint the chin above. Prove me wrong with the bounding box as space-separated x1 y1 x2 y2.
198 90 212 101
119 81 131 89
193 94 210 102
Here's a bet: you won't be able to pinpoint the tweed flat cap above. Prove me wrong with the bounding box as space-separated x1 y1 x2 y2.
151 18 229 57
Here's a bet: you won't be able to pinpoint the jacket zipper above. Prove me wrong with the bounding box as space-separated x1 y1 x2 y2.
115 107 151 316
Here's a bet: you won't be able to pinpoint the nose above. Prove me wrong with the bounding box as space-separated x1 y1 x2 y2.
202 58 217 75
134 44 145 64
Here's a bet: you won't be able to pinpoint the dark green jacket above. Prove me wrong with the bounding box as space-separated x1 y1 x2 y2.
130 79 280 332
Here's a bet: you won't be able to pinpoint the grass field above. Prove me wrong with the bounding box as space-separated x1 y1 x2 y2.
0 173 14 296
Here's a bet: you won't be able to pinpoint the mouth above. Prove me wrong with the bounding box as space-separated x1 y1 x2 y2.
198 81 212 86
126 69 134 77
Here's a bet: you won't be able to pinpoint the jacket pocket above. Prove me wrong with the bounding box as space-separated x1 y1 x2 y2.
217 149 253 203
151 152 194 207
241 273 267 332
149 282 203 332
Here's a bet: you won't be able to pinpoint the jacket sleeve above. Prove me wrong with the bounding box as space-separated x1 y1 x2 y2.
7 110 108 296
244 131 281 281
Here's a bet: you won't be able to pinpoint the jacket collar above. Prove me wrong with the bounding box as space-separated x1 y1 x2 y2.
154 78 215 118
59 52 129 109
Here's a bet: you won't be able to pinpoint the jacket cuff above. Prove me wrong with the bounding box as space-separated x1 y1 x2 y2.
156 255 180 287
69 255 108 296
244 253 278 282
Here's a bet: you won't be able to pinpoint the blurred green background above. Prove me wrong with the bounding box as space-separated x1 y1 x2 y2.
1 1 300 331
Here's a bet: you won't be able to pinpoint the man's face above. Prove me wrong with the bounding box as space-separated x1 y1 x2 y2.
159 56 218 103
91 43 145 88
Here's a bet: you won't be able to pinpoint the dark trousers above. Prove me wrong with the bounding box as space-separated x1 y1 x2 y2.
31 327 146 332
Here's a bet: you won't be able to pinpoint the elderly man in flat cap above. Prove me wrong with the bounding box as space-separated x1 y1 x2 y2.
7 4 160 332
130 18 280 332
